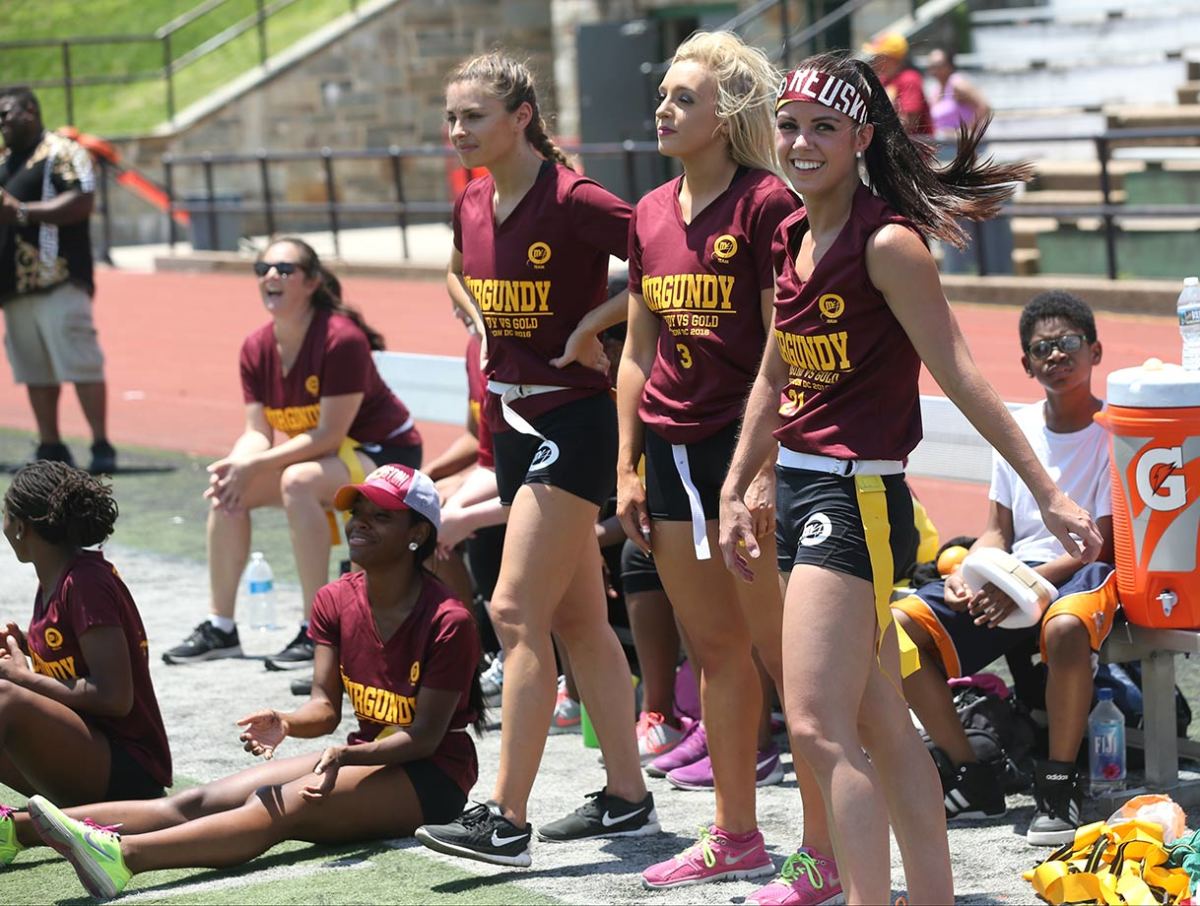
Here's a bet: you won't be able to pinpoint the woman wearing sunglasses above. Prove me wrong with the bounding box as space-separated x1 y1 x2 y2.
163 237 422 672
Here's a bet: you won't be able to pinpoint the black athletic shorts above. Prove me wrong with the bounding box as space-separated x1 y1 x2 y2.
775 467 917 583
359 441 422 469
619 538 664 594
105 737 165 801
492 392 617 507
405 758 468 825
644 421 738 523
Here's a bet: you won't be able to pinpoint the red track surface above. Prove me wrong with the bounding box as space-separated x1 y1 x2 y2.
0 269 1179 537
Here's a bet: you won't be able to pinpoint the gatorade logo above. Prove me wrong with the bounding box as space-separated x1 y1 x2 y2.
1135 446 1186 512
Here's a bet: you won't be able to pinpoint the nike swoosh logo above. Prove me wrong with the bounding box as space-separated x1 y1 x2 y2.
601 806 646 827
723 848 761 865
83 830 111 860
491 830 528 847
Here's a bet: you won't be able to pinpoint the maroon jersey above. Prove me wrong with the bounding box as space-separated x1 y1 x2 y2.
26 551 172 788
464 332 494 469
240 309 421 448
629 169 798 443
771 183 923 460
453 162 631 424
309 572 481 795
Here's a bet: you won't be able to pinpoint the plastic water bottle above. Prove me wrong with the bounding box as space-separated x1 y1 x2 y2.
1088 688 1126 795
1179 276 1200 370
244 552 276 631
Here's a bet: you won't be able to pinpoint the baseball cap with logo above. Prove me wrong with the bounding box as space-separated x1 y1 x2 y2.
333 464 441 531
864 32 909 60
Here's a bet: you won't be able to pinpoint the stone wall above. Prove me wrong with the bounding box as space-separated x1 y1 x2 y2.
101 0 554 248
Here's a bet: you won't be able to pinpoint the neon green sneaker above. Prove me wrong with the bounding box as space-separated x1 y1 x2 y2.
0 805 25 866
27 795 131 898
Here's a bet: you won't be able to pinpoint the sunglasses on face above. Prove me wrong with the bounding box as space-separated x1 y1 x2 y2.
1027 334 1086 360
253 261 300 277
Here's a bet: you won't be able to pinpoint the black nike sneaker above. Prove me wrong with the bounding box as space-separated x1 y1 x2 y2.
536 788 659 842
415 801 532 867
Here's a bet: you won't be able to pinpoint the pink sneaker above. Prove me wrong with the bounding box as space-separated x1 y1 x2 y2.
668 744 783 790
748 848 843 905
641 825 774 890
647 720 707 778
637 712 685 763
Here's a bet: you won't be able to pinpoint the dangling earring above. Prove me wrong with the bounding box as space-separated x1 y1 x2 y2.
407 541 420 551
856 150 863 160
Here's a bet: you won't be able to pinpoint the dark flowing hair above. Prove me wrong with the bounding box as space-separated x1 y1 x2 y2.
447 51 572 169
796 52 1034 249
409 511 487 733
6 461 118 547
261 237 386 351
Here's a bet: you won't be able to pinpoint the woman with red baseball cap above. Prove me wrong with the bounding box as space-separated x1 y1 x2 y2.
718 53 1102 902
16 465 486 900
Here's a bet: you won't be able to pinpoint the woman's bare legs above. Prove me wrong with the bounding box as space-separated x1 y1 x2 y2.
489 484 644 825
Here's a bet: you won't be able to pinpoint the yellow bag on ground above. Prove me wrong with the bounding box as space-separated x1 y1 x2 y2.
1023 819 1192 905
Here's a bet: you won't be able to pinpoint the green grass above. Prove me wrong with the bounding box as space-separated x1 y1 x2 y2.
0 0 357 136
0 427 311 590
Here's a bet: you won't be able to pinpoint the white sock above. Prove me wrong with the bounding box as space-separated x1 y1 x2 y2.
208 615 236 634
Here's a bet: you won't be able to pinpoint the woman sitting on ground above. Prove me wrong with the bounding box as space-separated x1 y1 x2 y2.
4 465 484 901
0 461 171 822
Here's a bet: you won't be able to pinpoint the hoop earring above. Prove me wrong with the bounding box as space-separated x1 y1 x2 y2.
407 541 420 551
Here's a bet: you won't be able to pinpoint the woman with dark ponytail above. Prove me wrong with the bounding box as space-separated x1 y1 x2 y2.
163 237 422 674
11 467 488 900
417 52 657 869
718 52 1102 902
0 461 171 831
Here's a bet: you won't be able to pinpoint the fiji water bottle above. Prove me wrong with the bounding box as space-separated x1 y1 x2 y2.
1088 688 1126 795
244 552 276 631
1179 276 1200 370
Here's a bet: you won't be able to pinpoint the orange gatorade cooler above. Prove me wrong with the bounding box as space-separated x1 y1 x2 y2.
1097 360 1200 628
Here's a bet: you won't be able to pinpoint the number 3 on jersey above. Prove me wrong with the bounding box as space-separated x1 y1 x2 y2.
779 384 805 417
675 342 693 370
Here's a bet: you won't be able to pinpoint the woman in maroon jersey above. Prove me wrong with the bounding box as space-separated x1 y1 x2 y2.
0 461 171 811
14 465 487 898
415 51 656 868
718 53 1103 902
163 238 422 672
616 32 835 898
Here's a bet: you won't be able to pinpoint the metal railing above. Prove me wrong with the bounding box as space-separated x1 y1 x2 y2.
0 0 361 126
130 127 1200 279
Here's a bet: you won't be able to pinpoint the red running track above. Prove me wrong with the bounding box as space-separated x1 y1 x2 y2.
0 269 1180 537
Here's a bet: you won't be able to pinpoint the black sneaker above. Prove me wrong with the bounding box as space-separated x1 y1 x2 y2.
162 621 241 664
33 442 75 466
415 801 532 867
264 627 315 671
942 760 1007 821
1028 759 1083 846
88 441 117 474
536 789 659 842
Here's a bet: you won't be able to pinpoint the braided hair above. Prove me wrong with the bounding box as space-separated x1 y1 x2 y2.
262 238 386 351
5 461 118 548
448 52 571 169
792 52 1034 248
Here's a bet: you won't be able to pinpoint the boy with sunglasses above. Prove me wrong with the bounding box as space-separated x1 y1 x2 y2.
892 290 1118 846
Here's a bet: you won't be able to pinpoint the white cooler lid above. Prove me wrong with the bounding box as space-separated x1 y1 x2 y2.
1107 359 1200 408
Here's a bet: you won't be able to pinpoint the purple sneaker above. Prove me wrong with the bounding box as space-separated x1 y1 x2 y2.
646 720 707 778
668 744 784 791
747 847 843 905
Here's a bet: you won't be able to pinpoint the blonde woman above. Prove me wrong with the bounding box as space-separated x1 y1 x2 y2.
616 33 835 900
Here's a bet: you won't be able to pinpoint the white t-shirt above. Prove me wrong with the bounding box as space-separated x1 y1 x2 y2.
988 401 1112 565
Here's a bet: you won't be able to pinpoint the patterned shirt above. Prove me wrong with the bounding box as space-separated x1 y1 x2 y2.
0 130 95 301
